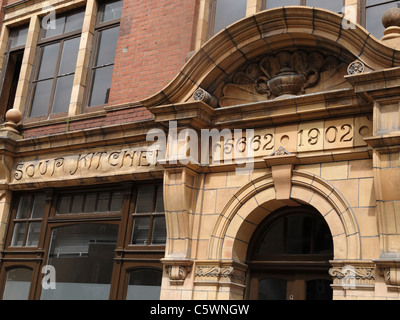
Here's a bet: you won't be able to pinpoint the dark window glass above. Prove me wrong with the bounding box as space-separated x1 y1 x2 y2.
306 279 333 300
212 0 247 35
88 26 119 107
126 269 162 300
135 186 154 213
151 216 166 244
2 268 32 300
101 0 123 22
131 217 151 245
9 26 28 49
10 194 45 247
51 74 74 114
41 224 118 300
258 278 287 300
253 211 333 258
29 9 84 118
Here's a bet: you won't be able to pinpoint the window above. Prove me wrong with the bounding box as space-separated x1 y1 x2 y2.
85 0 122 109
365 0 400 38
1 268 33 300
131 185 166 245
27 9 84 120
0 25 28 121
0 183 166 300
247 206 333 300
263 0 344 12
10 194 46 247
208 0 247 36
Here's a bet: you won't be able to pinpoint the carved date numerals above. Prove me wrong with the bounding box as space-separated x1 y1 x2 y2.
298 123 354 150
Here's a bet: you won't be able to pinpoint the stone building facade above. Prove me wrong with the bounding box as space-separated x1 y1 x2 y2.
0 0 399 300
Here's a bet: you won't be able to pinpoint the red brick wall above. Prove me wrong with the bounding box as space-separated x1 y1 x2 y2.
23 106 153 138
109 0 199 105
20 0 200 138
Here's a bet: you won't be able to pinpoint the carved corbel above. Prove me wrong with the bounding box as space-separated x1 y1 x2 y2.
374 259 400 291
263 147 299 201
162 259 193 285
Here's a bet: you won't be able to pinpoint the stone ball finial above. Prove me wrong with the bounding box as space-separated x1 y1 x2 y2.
1 109 22 135
382 7 400 28
5 108 22 125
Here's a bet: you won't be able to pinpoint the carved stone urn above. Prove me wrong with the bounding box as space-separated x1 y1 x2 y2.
220 49 341 106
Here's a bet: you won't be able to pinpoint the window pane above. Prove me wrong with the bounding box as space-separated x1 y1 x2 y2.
256 218 284 255
64 10 85 33
213 0 247 35
110 192 124 211
41 224 118 300
367 0 393 5
51 74 74 114
285 215 313 254
96 192 110 212
258 278 287 300
31 194 46 219
306 279 332 300
266 0 301 9
10 26 28 49
83 193 97 213
305 0 343 12
314 218 333 254
43 16 65 39
151 216 166 244
57 195 71 214
58 37 80 75
30 79 53 117
131 217 150 244
126 269 162 300
135 186 154 213
70 194 84 214
16 195 31 219
2 268 32 300
26 222 41 246
11 222 26 246
88 65 114 106
95 27 119 67
154 186 164 213
37 43 60 80
101 0 123 22
367 2 400 38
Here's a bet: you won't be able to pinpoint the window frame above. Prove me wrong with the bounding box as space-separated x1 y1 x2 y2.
83 0 122 112
0 181 166 300
24 7 85 123
0 24 29 122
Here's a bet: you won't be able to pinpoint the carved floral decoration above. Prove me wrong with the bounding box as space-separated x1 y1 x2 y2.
219 49 348 107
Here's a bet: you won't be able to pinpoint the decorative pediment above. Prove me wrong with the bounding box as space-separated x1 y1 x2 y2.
219 49 351 107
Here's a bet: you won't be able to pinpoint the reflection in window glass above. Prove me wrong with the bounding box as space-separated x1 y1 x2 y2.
151 216 166 244
213 0 247 35
11 222 26 246
131 217 150 244
31 194 46 219
41 224 118 300
51 74 74 114
26 222 41 247
16 195 31 219
3 268 32 300
135 186 154 213
101 0 123 22
9 26 29 49
126 269 162 300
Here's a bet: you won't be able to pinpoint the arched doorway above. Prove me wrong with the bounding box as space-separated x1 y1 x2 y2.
246 205 334 300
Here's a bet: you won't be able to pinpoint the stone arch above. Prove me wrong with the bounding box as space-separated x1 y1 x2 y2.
208 170 361 263
142 6 400 108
